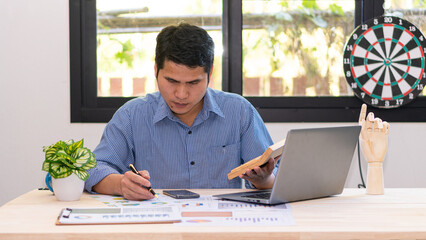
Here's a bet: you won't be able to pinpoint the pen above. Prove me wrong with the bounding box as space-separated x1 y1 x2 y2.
128 164 159 198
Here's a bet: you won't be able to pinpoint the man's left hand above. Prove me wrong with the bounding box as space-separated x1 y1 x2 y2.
239 156 279 189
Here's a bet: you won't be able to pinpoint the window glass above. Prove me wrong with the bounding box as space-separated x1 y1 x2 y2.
96 0 222 97
242 0 354 97
385 0 426 96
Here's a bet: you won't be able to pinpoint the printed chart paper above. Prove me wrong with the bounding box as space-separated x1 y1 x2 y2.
56 206 181 225
90 194 295 226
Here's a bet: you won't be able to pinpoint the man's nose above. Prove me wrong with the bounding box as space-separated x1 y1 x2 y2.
175 84 189 99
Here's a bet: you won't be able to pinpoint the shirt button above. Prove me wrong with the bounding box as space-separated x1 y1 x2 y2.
190 161 195 165
188 131 192 134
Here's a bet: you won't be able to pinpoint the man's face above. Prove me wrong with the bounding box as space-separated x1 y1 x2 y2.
155 59 210 122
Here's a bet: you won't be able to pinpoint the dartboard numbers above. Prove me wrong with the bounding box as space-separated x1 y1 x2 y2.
343 16 426 108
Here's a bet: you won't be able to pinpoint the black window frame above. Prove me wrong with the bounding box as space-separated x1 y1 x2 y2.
70 0 426 123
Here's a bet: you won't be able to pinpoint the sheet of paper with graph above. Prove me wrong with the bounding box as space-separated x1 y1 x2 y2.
81 193 295 226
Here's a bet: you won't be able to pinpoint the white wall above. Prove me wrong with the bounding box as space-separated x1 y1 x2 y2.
1 0 425 206
0 0 106 206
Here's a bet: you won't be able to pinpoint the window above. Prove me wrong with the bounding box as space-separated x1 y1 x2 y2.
96 1 223 97
70 0 426 123
242 1 355 97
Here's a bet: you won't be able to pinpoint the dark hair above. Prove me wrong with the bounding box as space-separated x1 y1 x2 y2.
155 23 215 79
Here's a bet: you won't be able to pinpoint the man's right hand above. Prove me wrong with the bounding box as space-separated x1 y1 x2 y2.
92 171 155 200
121 170 155 200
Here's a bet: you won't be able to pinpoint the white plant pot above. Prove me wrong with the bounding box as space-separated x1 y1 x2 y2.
51 173 84 201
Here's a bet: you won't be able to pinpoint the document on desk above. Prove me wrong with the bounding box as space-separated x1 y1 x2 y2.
90 194 295 226
56 206 181 225
178 210 293 226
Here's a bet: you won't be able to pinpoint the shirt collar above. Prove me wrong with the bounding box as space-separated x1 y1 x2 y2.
153 88 225 124
153 94 174 124
201 88 224 120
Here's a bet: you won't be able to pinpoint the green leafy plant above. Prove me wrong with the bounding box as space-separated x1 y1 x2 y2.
42 139 96 181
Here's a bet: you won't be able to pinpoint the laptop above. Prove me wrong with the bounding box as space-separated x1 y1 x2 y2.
214 125 361 205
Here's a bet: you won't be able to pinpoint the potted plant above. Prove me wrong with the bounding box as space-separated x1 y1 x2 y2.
42 139 96 201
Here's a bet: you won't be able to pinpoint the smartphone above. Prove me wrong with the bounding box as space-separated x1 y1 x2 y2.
162 190 200 199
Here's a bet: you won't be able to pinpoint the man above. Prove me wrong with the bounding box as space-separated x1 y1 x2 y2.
85 23 278 200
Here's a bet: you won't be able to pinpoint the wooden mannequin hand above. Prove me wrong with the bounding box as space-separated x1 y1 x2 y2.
358 104 390 164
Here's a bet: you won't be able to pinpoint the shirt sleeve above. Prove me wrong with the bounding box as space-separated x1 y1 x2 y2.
239 101 276 189
84 106 135 193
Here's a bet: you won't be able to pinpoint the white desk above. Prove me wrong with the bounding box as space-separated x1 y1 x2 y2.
1 188 426 239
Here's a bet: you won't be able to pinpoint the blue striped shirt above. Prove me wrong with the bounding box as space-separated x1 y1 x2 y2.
85 88 274 192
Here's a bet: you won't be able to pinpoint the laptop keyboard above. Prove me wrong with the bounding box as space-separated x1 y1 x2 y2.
242 192 271 199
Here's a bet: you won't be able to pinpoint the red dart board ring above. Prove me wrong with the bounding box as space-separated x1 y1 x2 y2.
343 16 426 108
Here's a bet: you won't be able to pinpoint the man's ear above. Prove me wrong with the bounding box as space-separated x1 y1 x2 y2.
154 63 158 79
208 65 214 82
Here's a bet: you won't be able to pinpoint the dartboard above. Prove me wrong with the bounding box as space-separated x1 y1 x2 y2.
343 16 426 108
